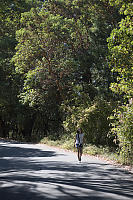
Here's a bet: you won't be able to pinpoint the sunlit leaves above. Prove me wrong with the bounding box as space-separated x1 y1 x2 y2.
108 20 133 97
108 0 133 164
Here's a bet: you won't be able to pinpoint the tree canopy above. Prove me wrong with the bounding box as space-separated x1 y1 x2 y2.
0 0 132 164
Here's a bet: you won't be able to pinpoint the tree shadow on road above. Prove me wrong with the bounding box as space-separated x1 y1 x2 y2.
0 140 56 158
0 140 133 200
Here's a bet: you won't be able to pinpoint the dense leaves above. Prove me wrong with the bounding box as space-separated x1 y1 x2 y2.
0 0 132 164
0 0 44 139
107 0 133 164
108 0 133 98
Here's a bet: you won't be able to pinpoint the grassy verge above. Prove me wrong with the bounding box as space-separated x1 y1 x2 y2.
40 136 124 165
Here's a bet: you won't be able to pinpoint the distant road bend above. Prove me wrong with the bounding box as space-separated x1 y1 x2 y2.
0 139 133 200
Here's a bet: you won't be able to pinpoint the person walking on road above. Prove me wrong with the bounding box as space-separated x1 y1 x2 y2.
74 128 84 162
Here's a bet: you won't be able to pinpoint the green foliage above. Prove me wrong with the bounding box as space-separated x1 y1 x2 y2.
110 103 133 164
2 0 131 167
8 0 120 145
108 0 133 164
108 0 133 99
12 6 76 105
0 0 43 139
12 0 120 107
63 97 115 146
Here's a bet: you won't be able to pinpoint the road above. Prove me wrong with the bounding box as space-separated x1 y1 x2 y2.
0 139 133 200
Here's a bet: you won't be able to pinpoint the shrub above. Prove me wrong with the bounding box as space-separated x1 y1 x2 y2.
110 103 133 164
63 99 114 146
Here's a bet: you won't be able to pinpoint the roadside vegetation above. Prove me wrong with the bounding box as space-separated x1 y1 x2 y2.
40 136 124 166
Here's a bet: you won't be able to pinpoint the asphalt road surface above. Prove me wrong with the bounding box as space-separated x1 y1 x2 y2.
0 139 133 200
